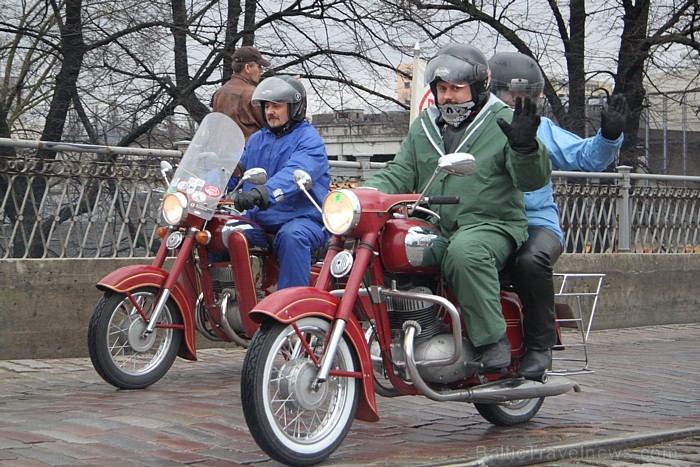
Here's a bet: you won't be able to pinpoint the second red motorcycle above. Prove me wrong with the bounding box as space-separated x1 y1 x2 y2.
240 152 586 466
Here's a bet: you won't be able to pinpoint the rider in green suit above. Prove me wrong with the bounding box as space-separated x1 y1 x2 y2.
365 44 551 369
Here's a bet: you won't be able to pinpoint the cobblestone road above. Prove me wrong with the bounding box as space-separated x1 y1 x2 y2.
1 323 699 466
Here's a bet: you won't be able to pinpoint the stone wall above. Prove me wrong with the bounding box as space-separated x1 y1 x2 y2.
1 254 698 360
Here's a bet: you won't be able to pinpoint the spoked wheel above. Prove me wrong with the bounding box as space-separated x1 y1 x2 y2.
241 317 359 466
88 287 182 389
474 397 544 426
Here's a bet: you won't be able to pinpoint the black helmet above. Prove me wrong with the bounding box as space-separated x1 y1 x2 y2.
252 75 307 123
488 52 544 106
425 44 491 111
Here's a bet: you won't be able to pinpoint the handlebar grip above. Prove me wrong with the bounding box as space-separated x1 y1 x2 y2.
425 196 460 205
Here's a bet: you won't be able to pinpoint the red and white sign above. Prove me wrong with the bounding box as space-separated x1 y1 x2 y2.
203 185 221 198
418 86 434 112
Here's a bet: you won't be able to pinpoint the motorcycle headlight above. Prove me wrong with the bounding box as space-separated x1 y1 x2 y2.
322 189 360 235
162 192 188 225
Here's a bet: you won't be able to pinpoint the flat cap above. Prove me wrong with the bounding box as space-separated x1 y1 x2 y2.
232 46 271 67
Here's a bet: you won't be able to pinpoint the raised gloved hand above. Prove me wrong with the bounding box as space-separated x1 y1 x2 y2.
234 187 268 211
601 93 628 140
497 96 541 154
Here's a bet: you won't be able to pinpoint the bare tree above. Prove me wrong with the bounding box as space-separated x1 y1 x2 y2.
399 0 699 169
2 0 698 162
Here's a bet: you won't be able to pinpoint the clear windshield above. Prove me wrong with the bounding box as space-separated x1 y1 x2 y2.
167 112 245 220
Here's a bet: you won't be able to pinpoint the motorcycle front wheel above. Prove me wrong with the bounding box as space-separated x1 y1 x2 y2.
88 287 183 389
241 317 359 466
473 397 544 426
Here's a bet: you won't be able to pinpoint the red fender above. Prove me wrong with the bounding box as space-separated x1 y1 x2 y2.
250 287 379 423
96 265 197 361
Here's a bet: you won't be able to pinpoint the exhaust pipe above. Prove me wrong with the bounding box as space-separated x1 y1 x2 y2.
462 376 580 403
404 324 580 403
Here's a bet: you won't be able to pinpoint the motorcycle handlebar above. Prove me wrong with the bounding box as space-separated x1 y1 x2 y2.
423 196 460 205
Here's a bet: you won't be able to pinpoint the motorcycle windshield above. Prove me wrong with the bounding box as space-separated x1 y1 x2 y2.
167 112 245 220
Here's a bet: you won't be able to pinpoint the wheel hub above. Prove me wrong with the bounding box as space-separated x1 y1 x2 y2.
278 360 327 411
127 317 156 352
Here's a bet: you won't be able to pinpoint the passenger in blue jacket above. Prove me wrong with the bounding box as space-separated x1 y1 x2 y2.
231 75 330 289
489 52 628 379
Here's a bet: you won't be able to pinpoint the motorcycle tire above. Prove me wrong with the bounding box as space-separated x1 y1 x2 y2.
87 288 183 389
473 397 544 426
241 317 359 466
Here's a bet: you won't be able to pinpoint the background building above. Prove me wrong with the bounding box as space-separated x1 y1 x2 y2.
312 109 409 162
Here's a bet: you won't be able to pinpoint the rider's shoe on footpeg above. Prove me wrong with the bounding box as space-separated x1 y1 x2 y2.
518 348 552 380
476 334 511 370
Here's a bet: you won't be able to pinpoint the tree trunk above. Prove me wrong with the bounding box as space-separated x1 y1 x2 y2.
222 0 243 82
562 0 586 136
616 0 651 170
38 0 85 159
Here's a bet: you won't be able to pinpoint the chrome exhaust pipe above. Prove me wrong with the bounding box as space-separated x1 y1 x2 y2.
220 292 250 348
463 376 580 403
404 324 579 403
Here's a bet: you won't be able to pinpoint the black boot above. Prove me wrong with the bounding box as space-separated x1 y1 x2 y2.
476 334 512 369
518 348 552 380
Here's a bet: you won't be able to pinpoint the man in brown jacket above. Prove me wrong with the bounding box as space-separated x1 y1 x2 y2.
211 46 271 140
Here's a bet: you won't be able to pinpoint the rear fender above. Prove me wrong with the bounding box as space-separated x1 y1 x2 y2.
97 265 197 361
250 287 379 422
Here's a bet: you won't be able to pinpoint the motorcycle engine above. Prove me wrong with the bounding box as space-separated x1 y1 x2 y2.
386 286 445 339
384 286 477 384
210 257 264 333
210 265 235 295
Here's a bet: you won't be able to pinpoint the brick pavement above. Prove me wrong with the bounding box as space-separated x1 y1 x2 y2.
0 323 699 466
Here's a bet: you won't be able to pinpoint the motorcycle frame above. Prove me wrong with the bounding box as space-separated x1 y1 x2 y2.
97 211 275 361
250 193 430 422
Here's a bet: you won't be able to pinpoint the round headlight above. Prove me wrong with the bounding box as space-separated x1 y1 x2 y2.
322 189 360 235
162 192 188 225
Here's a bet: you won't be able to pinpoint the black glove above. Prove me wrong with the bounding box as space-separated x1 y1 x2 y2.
601 93 628 140
497 96 541 154
234 187 268 211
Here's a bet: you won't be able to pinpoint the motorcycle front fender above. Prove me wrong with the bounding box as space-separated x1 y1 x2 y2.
250 287 379 423
96 265 197 361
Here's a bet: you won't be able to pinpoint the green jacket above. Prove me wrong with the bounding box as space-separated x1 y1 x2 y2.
365 96 551 248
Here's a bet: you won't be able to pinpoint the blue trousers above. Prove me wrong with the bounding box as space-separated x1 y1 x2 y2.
247 218 328 290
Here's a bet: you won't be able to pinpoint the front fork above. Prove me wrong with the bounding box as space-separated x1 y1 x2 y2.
312 233 377 387
144 228 197 335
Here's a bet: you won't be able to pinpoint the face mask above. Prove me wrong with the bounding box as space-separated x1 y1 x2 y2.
438 101 475 127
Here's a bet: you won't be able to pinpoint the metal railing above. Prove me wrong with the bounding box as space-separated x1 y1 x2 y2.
1 138 699 258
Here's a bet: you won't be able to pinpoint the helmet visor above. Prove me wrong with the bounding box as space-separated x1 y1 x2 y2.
492 78 544 107
252 77 302 105
425 53 488 86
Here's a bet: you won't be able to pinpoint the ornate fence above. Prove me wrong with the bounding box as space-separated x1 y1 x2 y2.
1 138 699 258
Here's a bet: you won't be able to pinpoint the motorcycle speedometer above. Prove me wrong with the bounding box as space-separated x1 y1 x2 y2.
162 192 188 225
322 189 361 235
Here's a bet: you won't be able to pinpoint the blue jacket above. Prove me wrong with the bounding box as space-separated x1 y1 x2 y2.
237 121 330 231
529 117 623 245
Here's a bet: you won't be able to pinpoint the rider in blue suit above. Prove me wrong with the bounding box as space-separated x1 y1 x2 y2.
489 52 629 378
230 76 330 290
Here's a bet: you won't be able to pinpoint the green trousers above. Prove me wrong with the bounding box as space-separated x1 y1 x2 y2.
441 225 516 347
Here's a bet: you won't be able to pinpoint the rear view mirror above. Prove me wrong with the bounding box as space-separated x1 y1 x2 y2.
437 153 477 177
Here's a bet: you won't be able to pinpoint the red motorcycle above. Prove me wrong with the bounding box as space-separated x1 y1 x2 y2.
240 153 583 466
88 112 306 389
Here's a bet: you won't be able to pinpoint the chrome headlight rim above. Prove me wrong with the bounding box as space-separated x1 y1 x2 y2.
162 191 188 226
322 189 361 235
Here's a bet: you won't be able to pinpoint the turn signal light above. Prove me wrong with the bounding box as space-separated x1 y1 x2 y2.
196 230 211 245
157 226 169 238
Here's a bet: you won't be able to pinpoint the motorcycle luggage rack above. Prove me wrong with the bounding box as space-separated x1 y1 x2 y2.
548 272 605 377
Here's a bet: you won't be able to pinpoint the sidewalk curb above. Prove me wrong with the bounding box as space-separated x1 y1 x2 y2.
436 425 700 467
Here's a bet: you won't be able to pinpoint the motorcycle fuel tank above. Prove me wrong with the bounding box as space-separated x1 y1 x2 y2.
379 218 442 274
